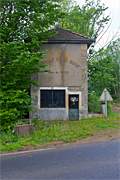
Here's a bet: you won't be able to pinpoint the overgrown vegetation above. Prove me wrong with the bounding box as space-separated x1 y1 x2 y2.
0 0 63 131
59 0 120 111
89 38 120 101
0 114 119 152
61 0 110 39
0 0 119 131
88 91 101 113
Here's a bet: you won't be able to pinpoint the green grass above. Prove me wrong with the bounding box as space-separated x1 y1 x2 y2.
0 113 120 153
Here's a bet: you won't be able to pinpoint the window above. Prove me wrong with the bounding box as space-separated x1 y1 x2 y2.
40 89 65 108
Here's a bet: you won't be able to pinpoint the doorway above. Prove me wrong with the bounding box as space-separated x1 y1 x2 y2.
69 94 79 120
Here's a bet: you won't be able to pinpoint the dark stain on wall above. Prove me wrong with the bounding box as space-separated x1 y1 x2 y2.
59 45 68 86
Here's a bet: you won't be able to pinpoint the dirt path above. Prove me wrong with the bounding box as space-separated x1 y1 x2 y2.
75 129 120 145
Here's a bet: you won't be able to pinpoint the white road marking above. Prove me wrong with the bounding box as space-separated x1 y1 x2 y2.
0 147 55 157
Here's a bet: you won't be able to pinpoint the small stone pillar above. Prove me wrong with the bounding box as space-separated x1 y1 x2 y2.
15 124 34 136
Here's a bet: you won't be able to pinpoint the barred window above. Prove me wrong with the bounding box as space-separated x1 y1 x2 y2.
40 89 65 108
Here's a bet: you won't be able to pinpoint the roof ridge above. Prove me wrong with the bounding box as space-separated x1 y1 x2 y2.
58 27 90 39
47 27 95 47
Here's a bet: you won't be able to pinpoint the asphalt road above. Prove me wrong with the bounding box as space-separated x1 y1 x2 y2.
1 140 120 180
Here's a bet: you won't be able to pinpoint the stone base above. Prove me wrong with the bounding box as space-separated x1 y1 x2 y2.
15 124 34 136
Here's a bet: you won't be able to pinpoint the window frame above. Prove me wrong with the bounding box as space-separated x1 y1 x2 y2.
39 87 68 109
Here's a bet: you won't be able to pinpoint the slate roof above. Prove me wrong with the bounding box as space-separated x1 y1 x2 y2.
47 27 94 47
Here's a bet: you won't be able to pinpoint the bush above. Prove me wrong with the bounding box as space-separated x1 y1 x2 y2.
0 90 31 132
0 109 20 132
88 91 101 113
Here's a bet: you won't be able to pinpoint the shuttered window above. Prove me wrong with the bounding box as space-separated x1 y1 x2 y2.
40 90 65 108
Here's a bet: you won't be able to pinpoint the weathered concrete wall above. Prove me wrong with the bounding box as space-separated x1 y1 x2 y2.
37 108 68 120
31 43 88 119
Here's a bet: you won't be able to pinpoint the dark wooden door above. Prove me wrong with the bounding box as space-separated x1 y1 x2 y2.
69 94 79 120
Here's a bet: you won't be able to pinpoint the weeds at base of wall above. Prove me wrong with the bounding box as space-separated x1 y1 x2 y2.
0 113 120 153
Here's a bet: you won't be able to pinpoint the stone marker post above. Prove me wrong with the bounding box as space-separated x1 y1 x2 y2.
100 88 113 117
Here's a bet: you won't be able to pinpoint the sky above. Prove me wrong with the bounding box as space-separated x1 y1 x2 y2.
76 0 120 49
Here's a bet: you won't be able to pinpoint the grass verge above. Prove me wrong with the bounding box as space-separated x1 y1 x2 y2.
0 113 120 153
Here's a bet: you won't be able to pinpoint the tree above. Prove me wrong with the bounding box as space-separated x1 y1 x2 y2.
89 38 120 100
0 0 63 131
60 0 120 109
61 0 110 39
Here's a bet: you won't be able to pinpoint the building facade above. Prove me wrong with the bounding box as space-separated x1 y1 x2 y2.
30 28 94 120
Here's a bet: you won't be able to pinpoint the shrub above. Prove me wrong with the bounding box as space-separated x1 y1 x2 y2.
0 90 31 132
88 91 101 113
0 109 20 132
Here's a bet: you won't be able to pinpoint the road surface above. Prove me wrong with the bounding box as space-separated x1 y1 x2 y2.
1 140 120 180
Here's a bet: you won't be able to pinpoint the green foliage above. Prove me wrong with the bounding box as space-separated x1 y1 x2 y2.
0 90 31 131
107 102 112 115
61 0 119 102
61 0 118 103
0 109 19 132
61 0 110 39
0 0 64 131
89 38 120 100
0 42 44 90
88 91 101 113
0 115 120 152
